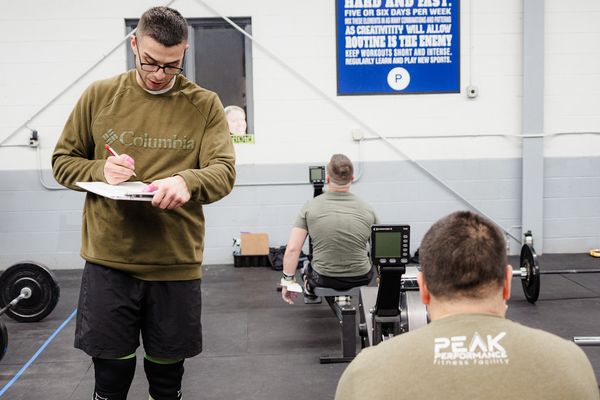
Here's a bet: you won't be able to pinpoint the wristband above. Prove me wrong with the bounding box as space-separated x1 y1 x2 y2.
282 272 295 281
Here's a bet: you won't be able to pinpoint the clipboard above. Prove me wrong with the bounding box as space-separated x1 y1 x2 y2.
76 181 155 201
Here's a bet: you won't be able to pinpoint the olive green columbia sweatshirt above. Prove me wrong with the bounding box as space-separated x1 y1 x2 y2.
52 70 236 280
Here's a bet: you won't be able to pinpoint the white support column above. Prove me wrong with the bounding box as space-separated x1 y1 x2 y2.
521 0 545 253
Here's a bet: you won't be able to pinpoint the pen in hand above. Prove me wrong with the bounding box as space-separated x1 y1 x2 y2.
104 144 137 177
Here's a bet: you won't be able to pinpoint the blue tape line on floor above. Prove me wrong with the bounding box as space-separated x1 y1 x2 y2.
0 308 77 397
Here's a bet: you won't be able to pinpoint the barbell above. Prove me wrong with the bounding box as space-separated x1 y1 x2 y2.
515 244 600 304
573 337 600 346
0 262 60 362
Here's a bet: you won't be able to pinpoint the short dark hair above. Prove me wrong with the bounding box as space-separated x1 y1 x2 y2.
327 154 353 185
137 6 188 46
419 211 507 300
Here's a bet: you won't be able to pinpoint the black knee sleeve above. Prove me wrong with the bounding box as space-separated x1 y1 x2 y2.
144 357 184 400
92 357 136 400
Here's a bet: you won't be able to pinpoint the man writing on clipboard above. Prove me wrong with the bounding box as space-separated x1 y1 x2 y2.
52 6 235 400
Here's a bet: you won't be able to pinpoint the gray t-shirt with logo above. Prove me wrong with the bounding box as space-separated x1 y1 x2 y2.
295 191 379 277
336 313 600 400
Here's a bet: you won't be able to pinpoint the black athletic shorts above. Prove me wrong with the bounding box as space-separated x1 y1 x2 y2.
304 262 374 292
74 262 202 359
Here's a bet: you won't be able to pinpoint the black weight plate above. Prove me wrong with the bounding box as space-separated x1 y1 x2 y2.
0 320 7 362
520 244 540 304
0 262 60 322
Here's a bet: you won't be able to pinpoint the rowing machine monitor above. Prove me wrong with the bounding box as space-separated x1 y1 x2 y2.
371 225 411 269
309 166 325 197
371 225 410 318
361 225 427 346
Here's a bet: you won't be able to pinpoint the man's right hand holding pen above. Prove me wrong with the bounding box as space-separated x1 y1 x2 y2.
103 144 137 185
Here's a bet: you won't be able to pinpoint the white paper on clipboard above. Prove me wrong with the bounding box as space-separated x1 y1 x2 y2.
76 181 155 201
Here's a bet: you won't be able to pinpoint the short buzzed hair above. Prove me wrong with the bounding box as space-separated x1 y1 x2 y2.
137 6 188 46
327 154 354 185
224 105 246 118
419 211 507 300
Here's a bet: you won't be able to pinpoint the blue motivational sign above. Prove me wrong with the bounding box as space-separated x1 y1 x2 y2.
336 0 460 95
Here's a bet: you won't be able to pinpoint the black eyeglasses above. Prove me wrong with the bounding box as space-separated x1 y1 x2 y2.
135 43 185 76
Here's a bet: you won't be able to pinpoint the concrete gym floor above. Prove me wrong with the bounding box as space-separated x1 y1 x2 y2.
0 254 599 400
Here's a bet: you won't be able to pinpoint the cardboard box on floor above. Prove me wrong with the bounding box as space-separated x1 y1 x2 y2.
241 233 270 255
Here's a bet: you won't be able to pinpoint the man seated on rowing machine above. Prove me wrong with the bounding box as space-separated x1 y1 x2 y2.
280 153 379 304
335 211 600 400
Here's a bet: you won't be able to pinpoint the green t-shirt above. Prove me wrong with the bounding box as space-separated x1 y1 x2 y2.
295 191 379 277
336 313 600 400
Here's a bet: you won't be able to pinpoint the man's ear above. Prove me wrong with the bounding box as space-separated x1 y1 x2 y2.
325 175 330 184
130 34 137 51
417 272 431 305
503 265 512 301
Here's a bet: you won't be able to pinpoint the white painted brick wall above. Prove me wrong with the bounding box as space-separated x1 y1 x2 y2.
1 0 600 267
1 0 599 170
